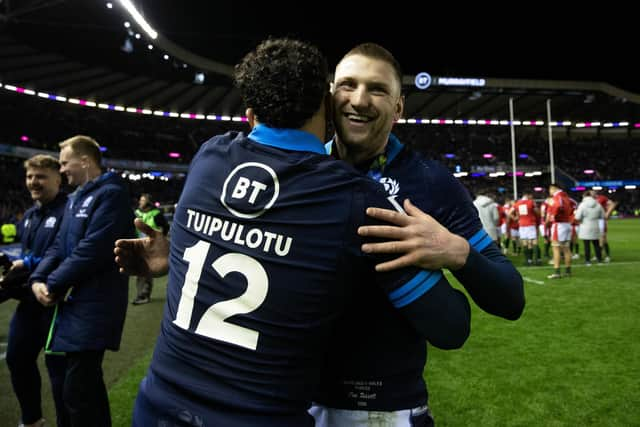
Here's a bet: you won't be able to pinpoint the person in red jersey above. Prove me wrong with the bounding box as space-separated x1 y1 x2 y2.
513 192 540 265
595 192 617 262
568 196 581 260
546 183 574 279
498 201 508 254
503 199 519 256
539 196 553 259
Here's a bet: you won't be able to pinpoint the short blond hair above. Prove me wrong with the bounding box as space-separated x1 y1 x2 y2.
59 135 102 165
24 154 60 171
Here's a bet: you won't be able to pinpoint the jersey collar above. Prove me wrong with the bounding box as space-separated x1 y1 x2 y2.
248 124 326 155
325 133 404 179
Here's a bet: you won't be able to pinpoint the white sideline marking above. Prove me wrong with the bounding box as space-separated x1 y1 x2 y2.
0 341 7 361
519 260 640 269
523 276 544 285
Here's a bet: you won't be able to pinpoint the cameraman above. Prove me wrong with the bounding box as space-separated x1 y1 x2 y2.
2 154 68 427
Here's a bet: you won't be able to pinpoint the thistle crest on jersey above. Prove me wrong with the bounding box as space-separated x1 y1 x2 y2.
379 177 400 196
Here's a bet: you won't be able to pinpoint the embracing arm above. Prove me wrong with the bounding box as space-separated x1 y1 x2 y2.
377 267 471 349
360 198 524 320
451 244 524 320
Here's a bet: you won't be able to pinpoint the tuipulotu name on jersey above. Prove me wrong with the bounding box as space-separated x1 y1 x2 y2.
185 208 293 257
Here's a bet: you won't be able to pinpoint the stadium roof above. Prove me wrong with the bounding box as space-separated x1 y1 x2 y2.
1 1 639 125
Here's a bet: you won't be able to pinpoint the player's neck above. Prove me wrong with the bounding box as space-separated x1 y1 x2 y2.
298 111 326 143
334 138 387 167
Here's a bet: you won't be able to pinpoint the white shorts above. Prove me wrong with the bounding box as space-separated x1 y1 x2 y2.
310 404 433 427
598 219 606 234
551 222 572 243
538 224 545 237
500 223 507 235
519 225 537 241
510 229 519 238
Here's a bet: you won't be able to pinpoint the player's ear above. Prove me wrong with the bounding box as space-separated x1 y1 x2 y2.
394 94 405 122
246 108 256 129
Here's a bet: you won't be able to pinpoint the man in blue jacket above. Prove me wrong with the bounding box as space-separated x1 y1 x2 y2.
2 154 68 427
30 135 134 427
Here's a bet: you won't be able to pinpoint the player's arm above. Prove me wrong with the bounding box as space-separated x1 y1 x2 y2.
511 206 519 221
383 271 471 350
359 189 470 349
605 200 617 219
451 242 523 320
368 250 470 349
29 229 63 284
361 199 524 320
545 202 557 225
114 218 169 277
490 204 500 226
44 188 132 295
359 198 469 271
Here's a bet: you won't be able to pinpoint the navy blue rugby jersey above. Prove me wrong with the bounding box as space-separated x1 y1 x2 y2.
141 125 432 425
317 135 491 411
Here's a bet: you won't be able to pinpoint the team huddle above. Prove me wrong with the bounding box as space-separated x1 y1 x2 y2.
490 185 615 278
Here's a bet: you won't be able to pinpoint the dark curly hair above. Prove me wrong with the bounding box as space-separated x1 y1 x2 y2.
234 38 328 129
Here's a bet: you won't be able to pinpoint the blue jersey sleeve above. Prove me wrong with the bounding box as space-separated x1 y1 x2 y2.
417 160 524 321
361 184 471 349
453 244 525 320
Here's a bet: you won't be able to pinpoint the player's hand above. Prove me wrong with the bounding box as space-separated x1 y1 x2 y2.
114 218 169 277
11 260 25 270
358 198 470 272
32 281 58 307
1 260 28 290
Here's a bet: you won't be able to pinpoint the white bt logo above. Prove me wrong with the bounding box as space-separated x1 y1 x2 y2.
231 177 268 204
221 162 279 219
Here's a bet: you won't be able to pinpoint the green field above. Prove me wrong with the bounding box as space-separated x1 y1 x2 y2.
1 219 639 426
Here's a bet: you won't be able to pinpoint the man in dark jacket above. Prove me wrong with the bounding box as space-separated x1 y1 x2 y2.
2 154 68 427
30 135 134 427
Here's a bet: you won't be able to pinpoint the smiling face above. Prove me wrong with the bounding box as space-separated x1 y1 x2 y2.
59 145 87 187
25 166 60 204
332 53 404 161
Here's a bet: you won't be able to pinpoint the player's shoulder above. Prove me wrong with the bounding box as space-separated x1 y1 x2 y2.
197 131 246 153
395 150 459 192
23 205 38 219
400 149 449 175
